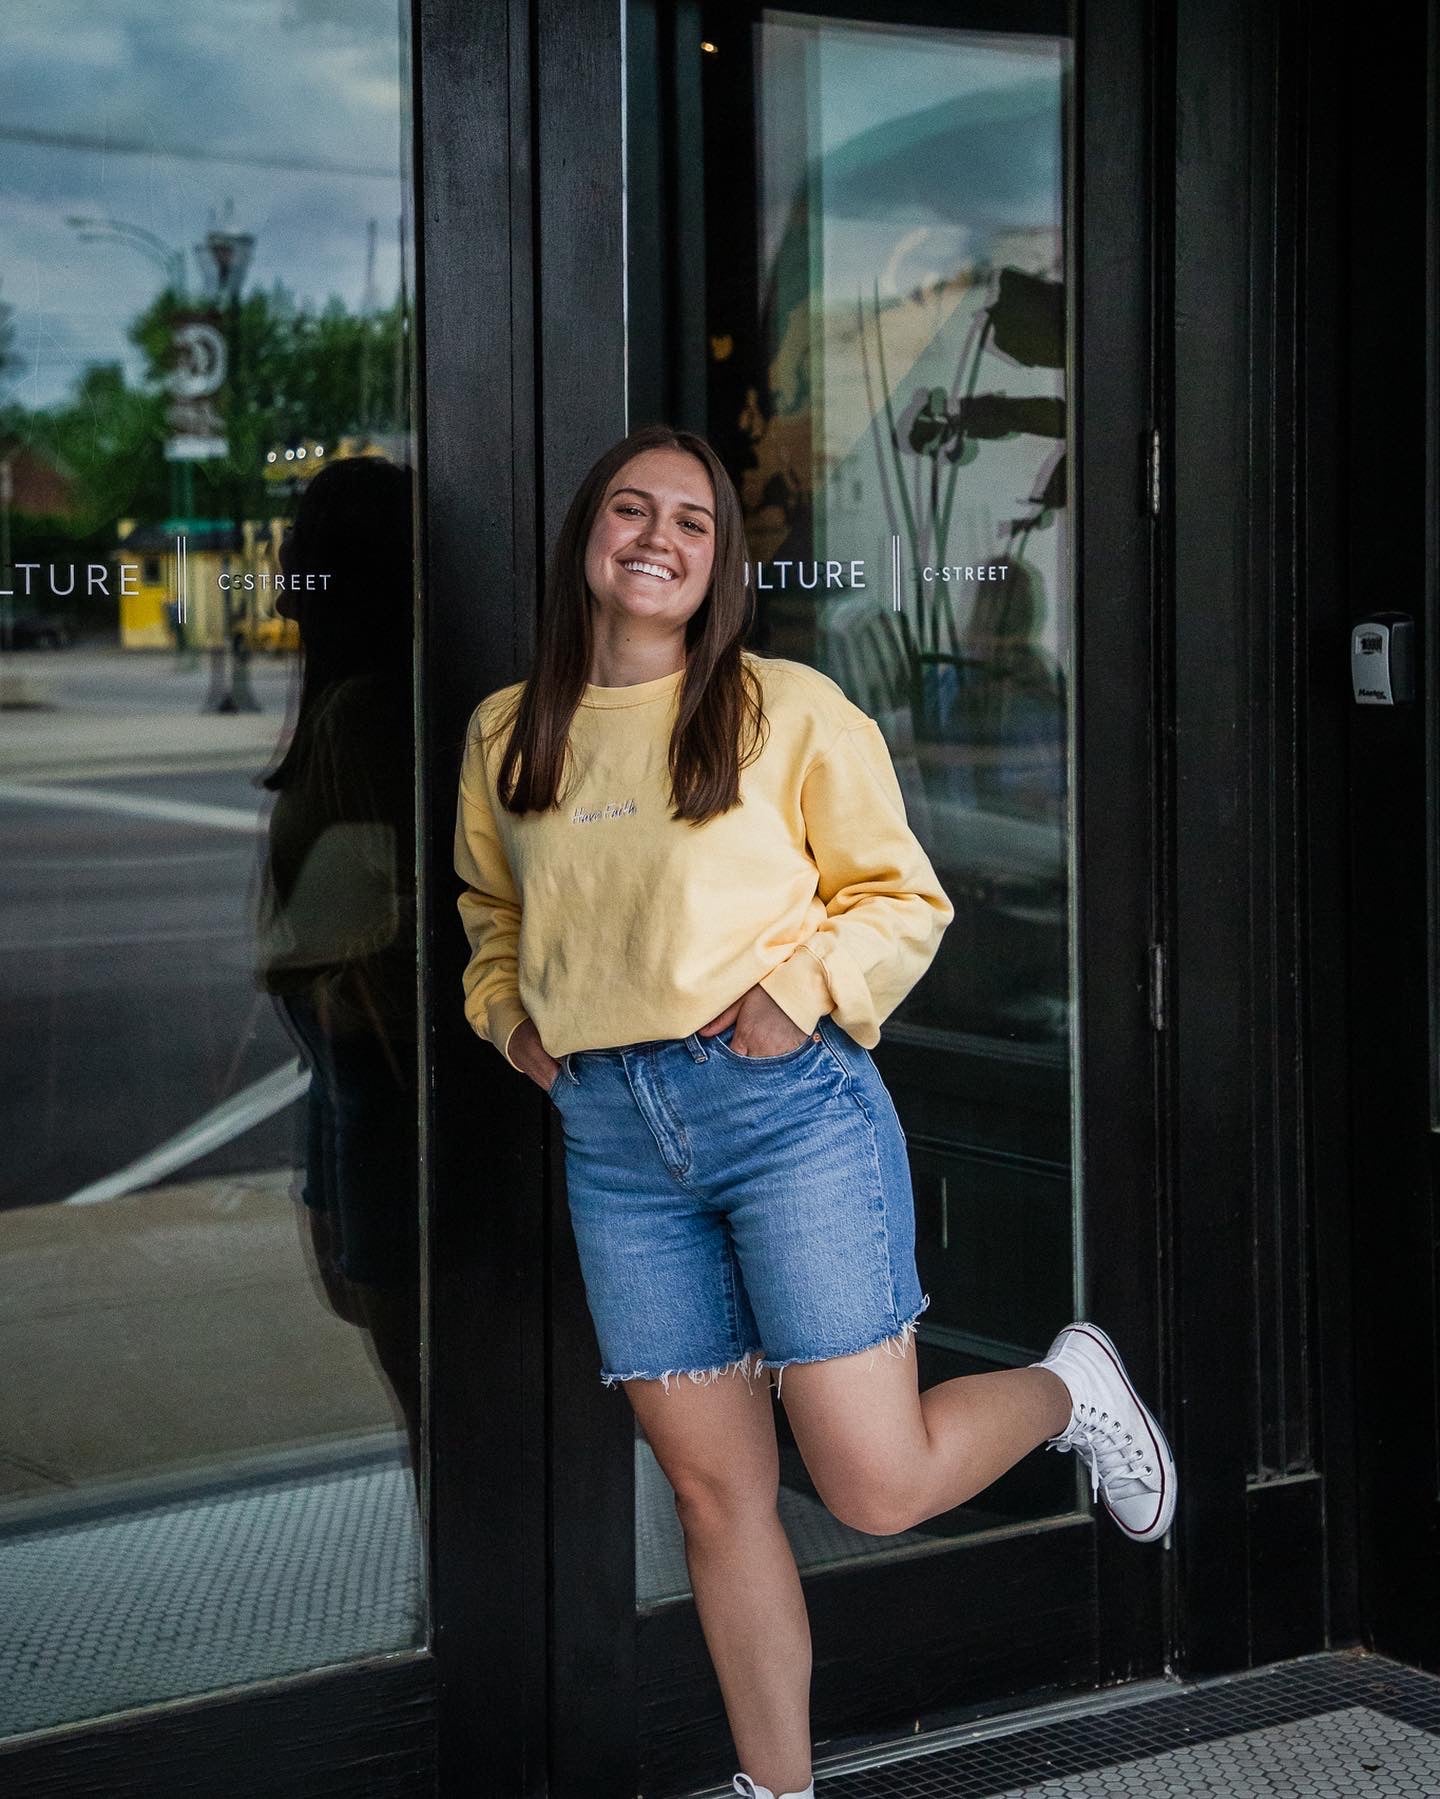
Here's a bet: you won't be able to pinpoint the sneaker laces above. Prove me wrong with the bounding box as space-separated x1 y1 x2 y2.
1049 1403 1157 1503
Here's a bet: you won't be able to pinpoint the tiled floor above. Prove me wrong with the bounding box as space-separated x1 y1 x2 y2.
781 1654 1440 1798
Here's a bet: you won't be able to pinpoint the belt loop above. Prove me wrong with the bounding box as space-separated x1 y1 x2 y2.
684 1031 708 1063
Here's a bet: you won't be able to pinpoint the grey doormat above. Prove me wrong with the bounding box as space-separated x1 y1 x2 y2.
783 1653 1440 1799
0 1454 423 1739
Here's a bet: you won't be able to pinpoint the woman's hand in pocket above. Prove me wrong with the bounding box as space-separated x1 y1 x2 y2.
698 984 813 1058
509 1017 562 1091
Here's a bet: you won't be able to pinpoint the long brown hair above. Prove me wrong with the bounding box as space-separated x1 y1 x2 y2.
490 423 766 825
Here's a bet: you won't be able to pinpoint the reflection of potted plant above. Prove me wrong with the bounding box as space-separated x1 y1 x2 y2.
857 264 1066 675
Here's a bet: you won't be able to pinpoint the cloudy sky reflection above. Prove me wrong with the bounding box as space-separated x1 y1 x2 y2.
0 0 408 408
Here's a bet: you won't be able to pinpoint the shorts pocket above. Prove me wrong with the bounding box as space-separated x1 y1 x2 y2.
708 1023 825 1068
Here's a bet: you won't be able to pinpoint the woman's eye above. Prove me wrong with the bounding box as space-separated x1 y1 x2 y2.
613 503 705 532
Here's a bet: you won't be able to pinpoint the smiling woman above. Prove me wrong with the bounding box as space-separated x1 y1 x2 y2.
0 0 425 1749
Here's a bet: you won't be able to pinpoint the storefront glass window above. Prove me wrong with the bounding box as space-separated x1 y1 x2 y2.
0 0 424 1735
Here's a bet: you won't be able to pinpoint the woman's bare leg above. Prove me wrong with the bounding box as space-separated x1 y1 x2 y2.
777 1341 1072 1536
626 1368 812 1795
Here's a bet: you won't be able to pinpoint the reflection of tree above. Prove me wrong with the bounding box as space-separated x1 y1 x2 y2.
0 365 167 625
18 366 170 530
0 281 408 623
130 282 410 526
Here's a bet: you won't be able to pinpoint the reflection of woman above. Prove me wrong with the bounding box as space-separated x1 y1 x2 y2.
455 424 1174 1799
257 455 421 1475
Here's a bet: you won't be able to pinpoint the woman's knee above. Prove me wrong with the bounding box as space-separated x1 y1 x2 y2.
812 1467 921 1537
668 1462 779 1541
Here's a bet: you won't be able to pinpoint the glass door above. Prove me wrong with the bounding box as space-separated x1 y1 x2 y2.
619 1 1164 1785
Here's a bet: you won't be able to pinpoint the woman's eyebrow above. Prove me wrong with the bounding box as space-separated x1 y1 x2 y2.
610 484 714 520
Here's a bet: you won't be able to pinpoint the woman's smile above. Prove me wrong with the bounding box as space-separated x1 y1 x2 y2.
617 558 677 582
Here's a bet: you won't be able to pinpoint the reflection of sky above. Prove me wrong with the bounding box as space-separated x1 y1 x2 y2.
761 16 1064 276
0 0 408 409
756 15 1068 658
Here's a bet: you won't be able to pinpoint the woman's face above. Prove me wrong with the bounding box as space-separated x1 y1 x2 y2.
583 447 716 634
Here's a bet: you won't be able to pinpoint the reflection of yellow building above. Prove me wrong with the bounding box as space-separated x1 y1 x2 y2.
115 436 407 650
113 518 298 652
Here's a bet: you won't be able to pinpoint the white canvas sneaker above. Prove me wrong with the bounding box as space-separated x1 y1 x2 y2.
1035 1321 1176 1543
733 1776 814 1799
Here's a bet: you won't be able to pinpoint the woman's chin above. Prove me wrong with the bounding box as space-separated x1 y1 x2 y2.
596 589 691 625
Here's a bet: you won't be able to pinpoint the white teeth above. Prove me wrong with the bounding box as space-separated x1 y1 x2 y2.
621 560 673 580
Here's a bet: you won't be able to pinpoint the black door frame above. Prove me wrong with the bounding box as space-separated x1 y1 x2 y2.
1163 0 1360 1684
420 0 551 1792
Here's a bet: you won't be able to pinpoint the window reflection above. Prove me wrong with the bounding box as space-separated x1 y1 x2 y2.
734 14 1071 1048
260 453 421 1469
0 0 423 1738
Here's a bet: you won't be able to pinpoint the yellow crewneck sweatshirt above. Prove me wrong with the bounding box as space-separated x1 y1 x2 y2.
454 650 954 1065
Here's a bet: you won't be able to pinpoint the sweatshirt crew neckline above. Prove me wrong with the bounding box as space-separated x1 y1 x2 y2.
580 665 685 709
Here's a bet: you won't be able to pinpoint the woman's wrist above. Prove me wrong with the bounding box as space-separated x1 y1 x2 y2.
507 1016 559 1087
729 984 813 1056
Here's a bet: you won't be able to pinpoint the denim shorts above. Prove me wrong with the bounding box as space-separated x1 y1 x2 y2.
549 1012 929 1387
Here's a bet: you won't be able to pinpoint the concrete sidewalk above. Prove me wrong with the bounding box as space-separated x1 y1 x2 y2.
0 645 292 781
0 1170 400 1510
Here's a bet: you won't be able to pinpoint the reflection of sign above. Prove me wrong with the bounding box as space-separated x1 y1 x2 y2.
165 312 228 462
167 322 227 398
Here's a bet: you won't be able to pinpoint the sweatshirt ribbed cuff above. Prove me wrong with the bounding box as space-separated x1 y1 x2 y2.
758 943 833 1036
489 995 532 1070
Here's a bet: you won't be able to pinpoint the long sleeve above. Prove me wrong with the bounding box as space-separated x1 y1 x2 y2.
454 730 531 1068
758 718 954 1047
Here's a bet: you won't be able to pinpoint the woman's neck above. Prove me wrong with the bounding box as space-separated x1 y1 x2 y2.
587 623 687 689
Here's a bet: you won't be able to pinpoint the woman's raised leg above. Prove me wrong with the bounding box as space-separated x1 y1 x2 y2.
776 1340 1072 1537
626 1367 813 1797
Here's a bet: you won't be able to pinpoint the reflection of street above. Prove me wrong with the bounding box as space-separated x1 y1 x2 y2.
0 646 298 1210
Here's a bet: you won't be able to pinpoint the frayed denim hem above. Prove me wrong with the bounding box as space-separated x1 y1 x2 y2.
761 1293 931 1397
600 1348 767 1393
